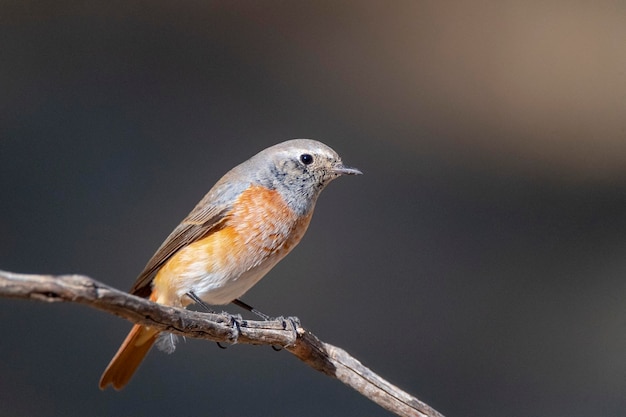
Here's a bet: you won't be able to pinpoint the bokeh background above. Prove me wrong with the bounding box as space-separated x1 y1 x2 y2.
2 1 626 416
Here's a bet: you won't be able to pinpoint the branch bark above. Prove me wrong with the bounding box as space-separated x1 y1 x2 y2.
0 269 444 417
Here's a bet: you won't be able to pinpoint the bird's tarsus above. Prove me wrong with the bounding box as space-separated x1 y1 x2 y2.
186 291 215 313
232 298 270 320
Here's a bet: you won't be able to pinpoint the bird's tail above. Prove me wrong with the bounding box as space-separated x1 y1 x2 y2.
99 324 159 390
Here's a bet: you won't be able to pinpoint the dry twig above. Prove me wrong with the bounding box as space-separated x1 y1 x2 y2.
0 269 444 417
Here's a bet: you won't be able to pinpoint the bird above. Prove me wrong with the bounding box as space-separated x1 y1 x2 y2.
99 139 361 390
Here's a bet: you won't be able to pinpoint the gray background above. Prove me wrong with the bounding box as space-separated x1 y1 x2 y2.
2 1 626 416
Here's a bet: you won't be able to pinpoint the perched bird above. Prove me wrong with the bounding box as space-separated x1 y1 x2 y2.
99 139 361 390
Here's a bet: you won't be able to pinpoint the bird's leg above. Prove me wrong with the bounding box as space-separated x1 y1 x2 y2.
185 291 215 313
232 298 289 351
186 292 243 348
231 298 270 321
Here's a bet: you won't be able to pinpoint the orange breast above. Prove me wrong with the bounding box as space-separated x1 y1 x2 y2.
228 185 313 257
153 186 313 306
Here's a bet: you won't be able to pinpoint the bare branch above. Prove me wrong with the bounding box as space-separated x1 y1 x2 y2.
0 270 444 417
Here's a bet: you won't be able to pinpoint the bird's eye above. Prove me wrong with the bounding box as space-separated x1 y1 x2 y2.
300 154 313 165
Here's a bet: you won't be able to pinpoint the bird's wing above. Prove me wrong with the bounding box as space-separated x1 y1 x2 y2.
129 192 233 298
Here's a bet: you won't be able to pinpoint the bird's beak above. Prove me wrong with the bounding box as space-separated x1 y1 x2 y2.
333 163 362 176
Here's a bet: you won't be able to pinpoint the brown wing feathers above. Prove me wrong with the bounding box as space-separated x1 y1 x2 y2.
130 208 230 298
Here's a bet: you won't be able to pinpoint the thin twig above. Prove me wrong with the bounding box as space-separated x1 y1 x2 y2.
0 269 444 417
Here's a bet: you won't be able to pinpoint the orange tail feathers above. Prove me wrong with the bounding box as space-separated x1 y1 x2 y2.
99 324 159 390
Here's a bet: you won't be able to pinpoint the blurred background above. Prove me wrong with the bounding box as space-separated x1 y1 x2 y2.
2 1 626 416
